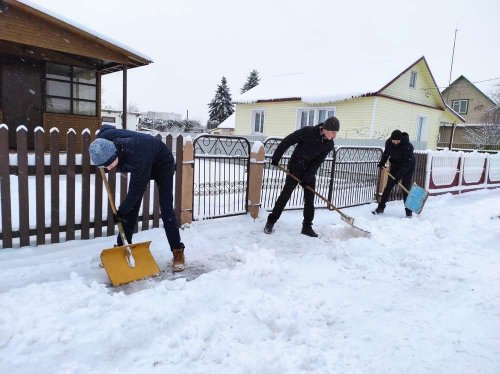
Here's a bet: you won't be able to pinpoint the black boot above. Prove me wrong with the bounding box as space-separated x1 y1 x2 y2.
301 224 318 237
372 206 385 215
264 221 274 234
405 208 413 219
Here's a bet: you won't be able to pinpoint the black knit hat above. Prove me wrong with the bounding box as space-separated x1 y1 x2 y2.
391 130 403 141
322 116 340 131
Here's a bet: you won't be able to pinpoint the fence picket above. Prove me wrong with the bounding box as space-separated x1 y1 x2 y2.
17 127 30 246
50 129 60 243
81 131 90 239
94 164 103 238
0 125 13 248
35 128 45 245
106 170 116 237
66 130 76 241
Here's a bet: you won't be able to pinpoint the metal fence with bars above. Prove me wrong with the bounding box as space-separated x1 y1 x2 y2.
261 138 384 211
192 135 250 220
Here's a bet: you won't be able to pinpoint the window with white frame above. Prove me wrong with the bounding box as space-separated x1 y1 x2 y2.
409 71 417 88
252 110 265 133
297 107 336 129
452 99 468 114
416 115 428 141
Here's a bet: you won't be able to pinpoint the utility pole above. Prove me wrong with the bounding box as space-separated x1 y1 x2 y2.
448 28 459 151
448 28 459 85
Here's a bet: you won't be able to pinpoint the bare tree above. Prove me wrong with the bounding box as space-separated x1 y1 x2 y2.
463 125 500 148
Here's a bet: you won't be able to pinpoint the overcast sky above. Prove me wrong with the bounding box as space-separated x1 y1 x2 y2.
30 0 500 123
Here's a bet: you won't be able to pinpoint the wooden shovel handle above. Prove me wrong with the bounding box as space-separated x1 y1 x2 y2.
275 164 351 220
99 168 129 246
382 167 410 194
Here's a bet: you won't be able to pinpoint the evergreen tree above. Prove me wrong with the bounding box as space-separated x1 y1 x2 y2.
240 69 260 94
208 76 234 124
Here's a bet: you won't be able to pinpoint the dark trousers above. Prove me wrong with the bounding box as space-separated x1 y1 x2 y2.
267 175 315 226
378 165 414 215
117 165 183 251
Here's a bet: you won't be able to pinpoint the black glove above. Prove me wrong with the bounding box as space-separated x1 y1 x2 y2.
271 158 279 166
113 213 127 224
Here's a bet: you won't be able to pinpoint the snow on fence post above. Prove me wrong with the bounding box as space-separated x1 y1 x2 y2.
247 141 265 219
17 126 30 247
179 136 194 225
35 127 45 245
50 128 60 244
66 129 76 241
81 129 91 240
0 124 13 248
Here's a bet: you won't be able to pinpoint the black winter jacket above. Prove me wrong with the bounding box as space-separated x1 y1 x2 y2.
97 125 174 215
379 134 415 180
272 125 334 182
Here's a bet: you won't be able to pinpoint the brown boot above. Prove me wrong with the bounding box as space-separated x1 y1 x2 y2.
172 249 185 272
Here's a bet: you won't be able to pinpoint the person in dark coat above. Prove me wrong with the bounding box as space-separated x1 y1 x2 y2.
373 129 415 218
89 125 185 272
264 116 339 237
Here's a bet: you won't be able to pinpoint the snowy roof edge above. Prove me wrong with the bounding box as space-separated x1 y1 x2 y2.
17 0 153 63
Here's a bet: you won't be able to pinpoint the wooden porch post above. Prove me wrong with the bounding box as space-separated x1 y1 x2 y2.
122 64 127 129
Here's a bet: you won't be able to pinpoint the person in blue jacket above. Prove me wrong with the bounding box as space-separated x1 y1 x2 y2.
373 130 415 218
89 125 185 272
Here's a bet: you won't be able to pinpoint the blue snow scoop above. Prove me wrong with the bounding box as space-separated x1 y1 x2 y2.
385 168 429 214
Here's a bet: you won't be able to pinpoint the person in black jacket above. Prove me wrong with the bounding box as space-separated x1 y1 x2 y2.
373 129 415 218
89 125 185 272
264 116 339 237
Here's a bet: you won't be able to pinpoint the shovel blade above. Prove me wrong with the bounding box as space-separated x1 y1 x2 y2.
404 184 429 214
101 241 160 287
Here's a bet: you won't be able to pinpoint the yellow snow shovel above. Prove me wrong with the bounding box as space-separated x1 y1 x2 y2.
99 168 160 286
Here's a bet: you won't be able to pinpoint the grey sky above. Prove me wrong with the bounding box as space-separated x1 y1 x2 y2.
31 0 500 123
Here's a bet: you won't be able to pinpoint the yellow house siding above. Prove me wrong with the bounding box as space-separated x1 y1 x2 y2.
332 97 375 139
234 101 300 136
375 97 443 148
381 60 442 108
234 98 375 138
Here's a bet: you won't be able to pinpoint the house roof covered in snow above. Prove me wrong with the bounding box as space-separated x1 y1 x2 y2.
234 56 465 123
217 113 235 129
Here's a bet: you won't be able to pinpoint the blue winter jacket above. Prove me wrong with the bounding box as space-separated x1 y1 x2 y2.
97 125 174 215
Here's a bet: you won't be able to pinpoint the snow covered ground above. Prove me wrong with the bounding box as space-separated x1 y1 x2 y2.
1 190 499 373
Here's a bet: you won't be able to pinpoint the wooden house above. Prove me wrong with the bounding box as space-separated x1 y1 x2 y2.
0 0 152 150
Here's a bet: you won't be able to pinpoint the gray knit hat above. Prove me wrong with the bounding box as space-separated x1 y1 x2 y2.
322 116 340 131
89 138 117 167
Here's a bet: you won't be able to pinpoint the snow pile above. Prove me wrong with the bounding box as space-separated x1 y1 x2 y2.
1 190 500 373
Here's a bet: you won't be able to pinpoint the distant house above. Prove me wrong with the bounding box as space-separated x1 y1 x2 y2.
440 75 499 146
0 0 152 150
233 56 464 149
101 109 142 131
212 113 235 135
